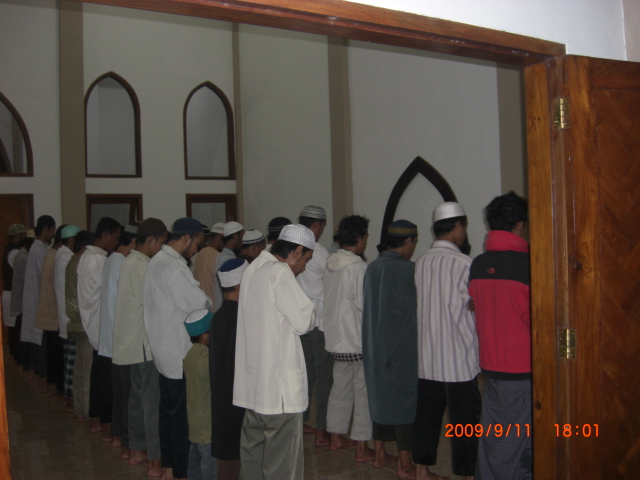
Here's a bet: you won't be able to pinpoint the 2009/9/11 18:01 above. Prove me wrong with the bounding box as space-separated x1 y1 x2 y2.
555 424 599 437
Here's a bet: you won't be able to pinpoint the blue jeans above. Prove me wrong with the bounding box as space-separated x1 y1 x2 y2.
188 442 217 480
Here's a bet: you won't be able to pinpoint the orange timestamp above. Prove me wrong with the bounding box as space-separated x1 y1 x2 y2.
555 424 599 437
445 424 531 437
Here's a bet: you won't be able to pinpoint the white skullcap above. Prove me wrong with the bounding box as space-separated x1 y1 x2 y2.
218 258 248 288
300 205 326 220
433 202 467 222
211 222 225 234
243 229 265 245
278 224 315 250
223 221 244 237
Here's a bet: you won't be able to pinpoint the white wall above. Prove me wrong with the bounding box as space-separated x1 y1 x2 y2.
623 0 640 62
0 0 61 223
83 3 236 227
238 25 334 245
349 0 627 60
349 42 506 261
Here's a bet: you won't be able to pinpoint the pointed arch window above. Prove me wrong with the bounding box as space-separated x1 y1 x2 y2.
85 72 141 177
0 91 33 177
184 82 235 179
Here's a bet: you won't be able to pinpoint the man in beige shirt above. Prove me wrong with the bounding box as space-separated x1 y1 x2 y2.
193 222 224 304
112 218 167 477
34 224 66 396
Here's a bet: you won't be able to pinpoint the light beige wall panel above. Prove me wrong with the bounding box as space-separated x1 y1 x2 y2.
238 25 333 246
0 0 61 223
83 3 235 227
349 41 510 261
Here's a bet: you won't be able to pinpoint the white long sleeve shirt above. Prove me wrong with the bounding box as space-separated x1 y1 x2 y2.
296 242 329 331
54 245 74 339
233 250 314 415
77 245 108 350
143 245 210 380
20 239 49 345
323 249 367 354
98 252 125 357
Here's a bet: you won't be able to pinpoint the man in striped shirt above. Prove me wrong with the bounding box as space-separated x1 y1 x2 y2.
413 202 480 480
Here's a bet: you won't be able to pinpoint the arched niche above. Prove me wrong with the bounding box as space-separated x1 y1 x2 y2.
0 91 33 177
85 72 141 177
183 81 235 179
380 156 470 255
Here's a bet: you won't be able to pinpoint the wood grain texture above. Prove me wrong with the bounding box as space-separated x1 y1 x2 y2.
525 59 561 480
186 194 238 222
0 325 10 480
73 0 564 65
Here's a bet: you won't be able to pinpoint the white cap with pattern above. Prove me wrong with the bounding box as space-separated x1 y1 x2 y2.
223 221 244 237
433 202 466 222
300 205 326 220
278 224 316 250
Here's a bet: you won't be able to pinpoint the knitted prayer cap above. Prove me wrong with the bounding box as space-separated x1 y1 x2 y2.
201 224 211 235
223 221 244 237
242 229 265 245
300 205 326 220
211 222 225 234
61 225 81 239
268 217 292 233
26 229 36 239
387 219 418 237
433 202 466 222
8 224 27 236
278 224 315 250
172 217 203 235
218 258 248 288
184 309 212 337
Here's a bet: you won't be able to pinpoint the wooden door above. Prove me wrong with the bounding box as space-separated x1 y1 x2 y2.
559 56 640 479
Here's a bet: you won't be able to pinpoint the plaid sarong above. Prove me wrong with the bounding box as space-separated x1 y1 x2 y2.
63 338 76 398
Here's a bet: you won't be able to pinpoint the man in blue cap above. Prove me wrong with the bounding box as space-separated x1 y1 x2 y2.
362 219 419 479
144 217 210 480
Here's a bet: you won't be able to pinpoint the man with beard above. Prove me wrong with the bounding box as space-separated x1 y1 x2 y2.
144 218 210 480
213 221 244 311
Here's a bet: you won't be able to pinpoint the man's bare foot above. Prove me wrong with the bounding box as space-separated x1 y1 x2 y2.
111 435 122 447
303 423 316 434
397 450 416 479
314 428 330 446
147 458 162 477
101 423 112 442
373 440 397 468
329 433 357 450
120 446 131 459
89 417 100 433
415 464 450 480
47 384 58 396
75 414 85 421
66 399 74 413
129 450 148 465
355 441 376 463
161 467 174 480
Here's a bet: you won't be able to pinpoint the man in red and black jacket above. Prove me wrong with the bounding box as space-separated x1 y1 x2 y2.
469 191 532 480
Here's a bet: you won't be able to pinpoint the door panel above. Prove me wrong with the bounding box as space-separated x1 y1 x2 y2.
0 194 34 291
564 55 640 480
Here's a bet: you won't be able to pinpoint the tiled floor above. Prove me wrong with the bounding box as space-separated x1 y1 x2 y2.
5 357 463 479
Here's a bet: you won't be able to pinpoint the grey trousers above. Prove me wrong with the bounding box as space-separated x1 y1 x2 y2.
326 360 372 441
300 327 333 429
129 360 161 459
240 410 303 480
73 338 94 417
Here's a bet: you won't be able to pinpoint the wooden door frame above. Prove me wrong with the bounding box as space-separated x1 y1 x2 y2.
9 1 567 479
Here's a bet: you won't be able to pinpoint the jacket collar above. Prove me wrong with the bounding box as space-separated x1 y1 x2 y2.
485 230 529 253
432 240 461 252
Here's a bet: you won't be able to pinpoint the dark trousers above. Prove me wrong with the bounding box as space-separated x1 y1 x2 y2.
413 377 481 476
45 330 64 392
89 351 113 423
112 363 131 446
159 374 190 478
373 422 414 451
34 334 47 378
300 327 334 429
11 315 23 365
21 342 39 372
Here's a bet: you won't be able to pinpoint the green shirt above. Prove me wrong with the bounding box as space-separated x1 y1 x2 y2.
184 343 211 444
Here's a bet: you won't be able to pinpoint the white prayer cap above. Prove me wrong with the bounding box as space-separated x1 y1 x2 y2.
278 224 315 250
300 205 326 220
223 221 244 237
211 222 225 234
243 229 265 245
218 258 248 288
433 202 467 222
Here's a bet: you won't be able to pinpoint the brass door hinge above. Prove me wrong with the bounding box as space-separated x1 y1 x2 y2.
553 97 571 130
559 328 576 359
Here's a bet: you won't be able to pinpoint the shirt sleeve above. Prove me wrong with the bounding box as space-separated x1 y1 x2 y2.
355 262 367 312
7 249 18 269
274 265 314 336
169 264 210 314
